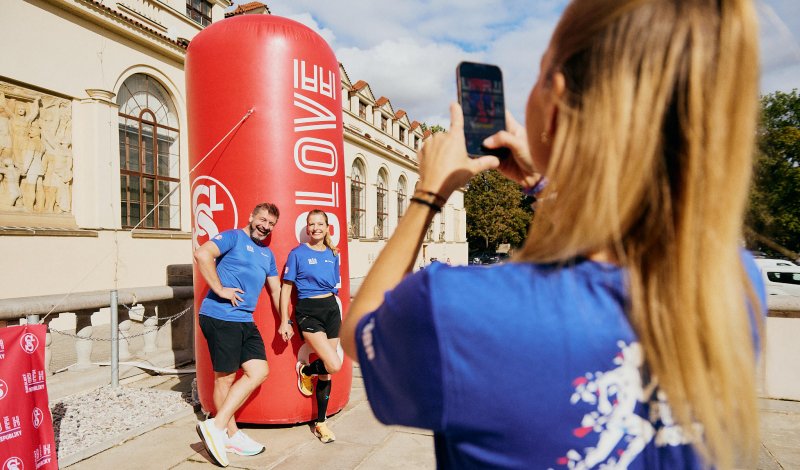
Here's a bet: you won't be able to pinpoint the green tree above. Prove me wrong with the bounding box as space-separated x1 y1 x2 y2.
420 123 446 134
464 170 532 251
746 89 800 260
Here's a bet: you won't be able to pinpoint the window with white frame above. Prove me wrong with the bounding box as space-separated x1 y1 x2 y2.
186 0 212 27
117 74 180 230
376 169 389 238
350 159 366 238
397 176 407 221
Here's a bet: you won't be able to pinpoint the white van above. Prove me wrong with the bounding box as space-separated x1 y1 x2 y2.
754 258 798 268
759 265 800 296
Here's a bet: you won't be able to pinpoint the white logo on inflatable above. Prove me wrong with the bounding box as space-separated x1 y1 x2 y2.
294 211 341 246
192 176 238 249
32 407 43 429
3 457 23 470
0 379 7 401
20 333 38 354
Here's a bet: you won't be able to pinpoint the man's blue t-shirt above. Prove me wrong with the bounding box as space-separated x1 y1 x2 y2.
355 255 766 469
283 244 340 298
199 229 278 322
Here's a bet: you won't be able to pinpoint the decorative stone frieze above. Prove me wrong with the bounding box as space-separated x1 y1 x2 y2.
0 81 75 227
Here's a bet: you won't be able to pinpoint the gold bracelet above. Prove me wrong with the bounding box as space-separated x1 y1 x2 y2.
410 196 442 212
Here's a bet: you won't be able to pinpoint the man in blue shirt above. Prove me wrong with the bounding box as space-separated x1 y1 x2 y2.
194 202 281 467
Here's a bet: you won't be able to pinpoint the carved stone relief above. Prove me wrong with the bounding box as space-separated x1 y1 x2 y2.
0 81 73 215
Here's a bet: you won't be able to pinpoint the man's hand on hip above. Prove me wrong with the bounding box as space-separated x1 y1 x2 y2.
217 287 244 306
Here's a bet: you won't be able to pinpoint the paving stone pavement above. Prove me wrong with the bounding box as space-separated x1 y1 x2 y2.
61 367 800 470
63 366 436 469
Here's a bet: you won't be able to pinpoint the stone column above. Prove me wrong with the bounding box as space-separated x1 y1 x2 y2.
72 312 94 370
142 304 159 354
118 309 132 361
72 89 119 229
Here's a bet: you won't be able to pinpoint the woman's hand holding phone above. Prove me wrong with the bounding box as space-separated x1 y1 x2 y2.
417 103 499 199
482 111 542 190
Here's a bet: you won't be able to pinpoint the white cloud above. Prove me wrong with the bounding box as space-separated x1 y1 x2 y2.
235 0 800 123
264 1 567 127
337 38 481 126
758 0 800 93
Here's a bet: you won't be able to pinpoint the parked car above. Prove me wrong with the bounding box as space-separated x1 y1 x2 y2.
754 258 798 268
468 252 510 265
469 252 496 265
759 264 800 296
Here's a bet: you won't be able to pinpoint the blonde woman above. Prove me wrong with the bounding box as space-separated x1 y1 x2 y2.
341 0 766 468
280 209 342 443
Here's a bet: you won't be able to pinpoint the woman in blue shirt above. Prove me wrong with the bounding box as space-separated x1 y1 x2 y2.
341 0 765 468
280 209 342 443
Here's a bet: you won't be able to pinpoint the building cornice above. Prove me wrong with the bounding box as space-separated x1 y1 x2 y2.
44 0 191 63
344 125 419 172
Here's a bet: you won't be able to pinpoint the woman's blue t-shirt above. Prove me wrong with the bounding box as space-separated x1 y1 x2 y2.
283 243 340 299
355 254 766 469
199 229 278 322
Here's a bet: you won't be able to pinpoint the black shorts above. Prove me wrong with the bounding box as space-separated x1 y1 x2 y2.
199 314 267 373
295 295 341 339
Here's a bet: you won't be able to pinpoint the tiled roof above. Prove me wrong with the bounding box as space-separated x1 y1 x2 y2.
351 80 369 91
394 110 406 119
410 121 421 130
225 1 270 17
375 97 389 107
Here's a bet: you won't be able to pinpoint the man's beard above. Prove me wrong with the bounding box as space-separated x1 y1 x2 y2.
249 223 270 244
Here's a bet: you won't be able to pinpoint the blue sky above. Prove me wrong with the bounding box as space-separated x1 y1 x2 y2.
236 1 800 128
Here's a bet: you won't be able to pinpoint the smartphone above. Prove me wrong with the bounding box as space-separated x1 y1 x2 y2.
456 61 508 158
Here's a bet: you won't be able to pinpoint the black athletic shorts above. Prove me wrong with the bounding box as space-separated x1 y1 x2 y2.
199 314 267 373
295 295 341 339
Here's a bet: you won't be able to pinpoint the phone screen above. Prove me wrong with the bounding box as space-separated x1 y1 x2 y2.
457 62 507 158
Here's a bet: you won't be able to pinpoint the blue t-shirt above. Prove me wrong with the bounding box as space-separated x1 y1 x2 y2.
355 254 766 469
283 243 340 299
199 229 279 322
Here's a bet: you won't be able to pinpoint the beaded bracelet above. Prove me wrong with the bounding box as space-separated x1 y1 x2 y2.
410 196 443 212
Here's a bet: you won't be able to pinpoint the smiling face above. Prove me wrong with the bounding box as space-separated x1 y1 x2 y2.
306 212 328 243
248 208 278 243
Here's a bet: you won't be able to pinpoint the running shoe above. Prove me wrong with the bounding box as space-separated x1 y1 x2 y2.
226 430 265 456
196 418 229 467
314 421 336 443
296 361 314 397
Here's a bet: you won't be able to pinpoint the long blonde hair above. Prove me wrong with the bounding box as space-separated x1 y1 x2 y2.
308 209 339 256
519 0 761 466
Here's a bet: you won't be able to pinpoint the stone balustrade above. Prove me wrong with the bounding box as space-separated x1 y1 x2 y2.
0 281 194 377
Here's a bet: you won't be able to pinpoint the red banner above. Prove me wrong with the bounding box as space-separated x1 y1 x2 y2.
0 324 58 470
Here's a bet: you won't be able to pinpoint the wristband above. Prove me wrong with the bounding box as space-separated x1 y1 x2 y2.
410 196 442 212
413 189 447 206
523 177 548 197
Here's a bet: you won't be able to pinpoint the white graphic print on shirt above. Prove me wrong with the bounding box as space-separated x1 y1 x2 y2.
554 341 696 469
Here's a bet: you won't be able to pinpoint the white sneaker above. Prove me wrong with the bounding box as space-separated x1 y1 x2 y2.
226 430 266 456
196 419 229 467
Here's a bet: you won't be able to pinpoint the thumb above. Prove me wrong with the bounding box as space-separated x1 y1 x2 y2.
469 155 500 174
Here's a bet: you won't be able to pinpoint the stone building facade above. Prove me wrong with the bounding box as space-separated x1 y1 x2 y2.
0 0 467 300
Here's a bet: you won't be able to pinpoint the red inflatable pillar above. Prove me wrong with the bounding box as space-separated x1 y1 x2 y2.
186 15 351 424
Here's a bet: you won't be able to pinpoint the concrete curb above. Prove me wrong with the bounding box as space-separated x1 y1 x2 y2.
58 405 196 468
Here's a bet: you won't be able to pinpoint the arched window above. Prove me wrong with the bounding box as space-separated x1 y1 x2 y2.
117 74 180 229
350 159 366 238
376 168 389 238
397 175 407 221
